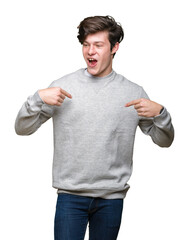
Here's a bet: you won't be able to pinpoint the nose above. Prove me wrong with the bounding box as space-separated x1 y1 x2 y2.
88 45 96 55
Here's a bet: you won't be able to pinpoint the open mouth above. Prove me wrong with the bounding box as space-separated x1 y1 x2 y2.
88 58 98 67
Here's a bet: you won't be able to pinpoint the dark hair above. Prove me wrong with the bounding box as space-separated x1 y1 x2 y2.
77 15 124 55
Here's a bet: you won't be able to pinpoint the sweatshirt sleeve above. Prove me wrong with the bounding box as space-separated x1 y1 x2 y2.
15 90 55 135
138 88 174 147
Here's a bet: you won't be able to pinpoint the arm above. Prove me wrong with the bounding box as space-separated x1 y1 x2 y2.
15 91 54 135
15 87 72 135
125 90 174 148
138 107 174 147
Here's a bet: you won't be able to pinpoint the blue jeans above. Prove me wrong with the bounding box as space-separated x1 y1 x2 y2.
54 193 124 240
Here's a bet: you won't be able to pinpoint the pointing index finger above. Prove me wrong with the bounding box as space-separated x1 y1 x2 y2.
125 99 140 107
61 88 72 99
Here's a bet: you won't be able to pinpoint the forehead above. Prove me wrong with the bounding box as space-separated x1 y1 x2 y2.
84 31 109 43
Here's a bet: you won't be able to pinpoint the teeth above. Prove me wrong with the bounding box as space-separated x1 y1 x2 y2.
88 58 96 62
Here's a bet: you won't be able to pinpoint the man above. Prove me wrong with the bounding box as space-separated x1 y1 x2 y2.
15 16 174 240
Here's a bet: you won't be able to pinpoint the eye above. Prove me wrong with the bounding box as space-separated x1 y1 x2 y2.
96 44 103 48
83 43 89 47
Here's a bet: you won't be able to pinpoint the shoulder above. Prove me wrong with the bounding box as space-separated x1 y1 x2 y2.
114 72 149 99
49 69 83 87
115 72 143 91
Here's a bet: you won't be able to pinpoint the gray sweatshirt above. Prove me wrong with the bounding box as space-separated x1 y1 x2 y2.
15 69 174 199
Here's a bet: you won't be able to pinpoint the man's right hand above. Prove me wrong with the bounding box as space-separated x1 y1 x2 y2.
38 87 72 106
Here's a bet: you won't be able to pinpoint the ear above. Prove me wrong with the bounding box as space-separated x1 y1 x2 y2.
111 42 119 55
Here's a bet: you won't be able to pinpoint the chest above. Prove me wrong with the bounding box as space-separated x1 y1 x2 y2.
53 85 139 134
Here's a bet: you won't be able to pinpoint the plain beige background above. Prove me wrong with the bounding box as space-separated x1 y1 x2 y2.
0 0 188 239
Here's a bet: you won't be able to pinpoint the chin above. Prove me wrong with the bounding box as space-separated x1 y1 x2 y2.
88 68 99 76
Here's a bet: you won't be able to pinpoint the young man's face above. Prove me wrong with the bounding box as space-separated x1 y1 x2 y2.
82 31 119 77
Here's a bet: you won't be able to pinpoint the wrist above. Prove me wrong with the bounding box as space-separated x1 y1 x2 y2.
159 107 164 114
154 105 164 117
154 105 163 117
38 89 46 104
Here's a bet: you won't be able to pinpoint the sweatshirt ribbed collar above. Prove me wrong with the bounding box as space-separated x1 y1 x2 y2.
78 68 116 84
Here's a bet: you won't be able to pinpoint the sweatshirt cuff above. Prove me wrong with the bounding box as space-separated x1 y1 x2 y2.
27 91 45 112
32 90 45 105
153 107 171 128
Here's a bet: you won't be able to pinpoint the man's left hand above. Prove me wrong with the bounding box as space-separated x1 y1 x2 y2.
125 98 163 118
